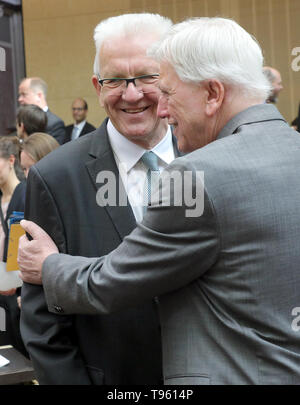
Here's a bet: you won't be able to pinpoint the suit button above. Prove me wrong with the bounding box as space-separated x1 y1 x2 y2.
54 305 64 313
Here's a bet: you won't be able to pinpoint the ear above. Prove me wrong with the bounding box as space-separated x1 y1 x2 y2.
17 122 25 136
9 154 16 167
204 79 225 117
92 75 104 107
36 91 44 103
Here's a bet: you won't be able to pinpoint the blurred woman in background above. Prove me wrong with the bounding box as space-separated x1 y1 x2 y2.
0 136 27 355
0 133 59 355
17 133 59 312
20 132 59 178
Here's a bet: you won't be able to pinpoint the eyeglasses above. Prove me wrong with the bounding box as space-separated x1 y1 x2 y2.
97 74 159 94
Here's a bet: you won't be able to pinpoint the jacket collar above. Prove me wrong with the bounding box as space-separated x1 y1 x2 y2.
217 103 286 140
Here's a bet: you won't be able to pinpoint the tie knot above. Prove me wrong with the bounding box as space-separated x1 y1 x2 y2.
141 151 159 172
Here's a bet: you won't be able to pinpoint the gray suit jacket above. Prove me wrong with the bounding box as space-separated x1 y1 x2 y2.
42 104 300 384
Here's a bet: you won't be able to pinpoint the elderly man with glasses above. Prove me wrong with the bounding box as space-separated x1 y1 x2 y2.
19 13 181 385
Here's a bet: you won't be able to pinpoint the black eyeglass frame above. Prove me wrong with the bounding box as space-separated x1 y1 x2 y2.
97 74 159 87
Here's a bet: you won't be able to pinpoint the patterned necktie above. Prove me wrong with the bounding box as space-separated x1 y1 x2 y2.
141 151 160 206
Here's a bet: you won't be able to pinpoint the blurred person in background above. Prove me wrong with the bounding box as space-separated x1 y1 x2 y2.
0 136 27 356
13 133 59 310
263 66 283 104
18 77 66 145
16 104 48 142
20 132 60 178
64 98 96 143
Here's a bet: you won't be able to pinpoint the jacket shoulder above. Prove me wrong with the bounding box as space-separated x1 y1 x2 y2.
47 110 64 125
34 127 103 176
86 122 96 130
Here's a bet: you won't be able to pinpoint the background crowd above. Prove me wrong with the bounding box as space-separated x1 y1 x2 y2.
0 79 96 357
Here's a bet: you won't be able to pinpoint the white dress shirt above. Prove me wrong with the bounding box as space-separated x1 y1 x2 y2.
107 120 175 223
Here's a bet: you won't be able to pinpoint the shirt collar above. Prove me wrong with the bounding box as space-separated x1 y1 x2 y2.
74 120 86 132
107 119 174 173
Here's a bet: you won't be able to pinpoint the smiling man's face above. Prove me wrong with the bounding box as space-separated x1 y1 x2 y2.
93 35 167 148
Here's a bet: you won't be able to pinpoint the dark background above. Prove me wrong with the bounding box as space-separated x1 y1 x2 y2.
0 0 25 136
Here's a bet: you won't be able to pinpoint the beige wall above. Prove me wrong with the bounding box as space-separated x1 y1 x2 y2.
22 0 300 126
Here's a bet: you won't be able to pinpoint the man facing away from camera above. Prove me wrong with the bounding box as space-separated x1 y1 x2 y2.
19 17 300 384
19 13 182 385
18 77 66 144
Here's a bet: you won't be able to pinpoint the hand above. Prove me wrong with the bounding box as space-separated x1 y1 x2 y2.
0 288 16 296
18 220 59 285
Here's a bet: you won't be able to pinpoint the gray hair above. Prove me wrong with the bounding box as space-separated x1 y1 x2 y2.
150 17 271 100
93 13 172 76
21 77 48 98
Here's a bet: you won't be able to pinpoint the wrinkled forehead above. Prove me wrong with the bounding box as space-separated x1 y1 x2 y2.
99 34 160 76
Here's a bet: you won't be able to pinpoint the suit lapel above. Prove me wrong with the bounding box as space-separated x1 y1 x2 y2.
66 125 73 142
85 120 137 240
80 122 88 137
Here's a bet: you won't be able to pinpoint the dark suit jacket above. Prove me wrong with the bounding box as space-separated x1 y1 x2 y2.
46 110 66 145
64 122 96 144
20 120 180 385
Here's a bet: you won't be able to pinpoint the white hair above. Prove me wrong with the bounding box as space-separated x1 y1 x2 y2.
150 17 271 100
93 13 172 76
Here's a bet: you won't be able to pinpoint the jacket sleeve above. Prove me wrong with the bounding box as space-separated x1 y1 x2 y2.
20 166 93 384
42 159 219 315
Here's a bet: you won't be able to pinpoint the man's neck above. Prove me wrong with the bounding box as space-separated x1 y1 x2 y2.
75 119 85 126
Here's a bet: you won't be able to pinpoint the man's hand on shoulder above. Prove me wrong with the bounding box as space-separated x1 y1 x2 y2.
18 220 59 285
